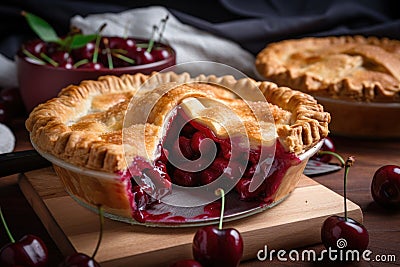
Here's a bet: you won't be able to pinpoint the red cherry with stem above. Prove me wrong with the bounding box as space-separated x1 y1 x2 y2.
72 42 95 62
22 39 47 58
0 207 48 267
135 46 155 65
371 165 400 208
321 216 369 251
58 205 103 267
169 259 203 267
50 51 72 65
108 36 136 51
320 155 369 251
151 47 172 61
192 189 244 267
311 137 336 163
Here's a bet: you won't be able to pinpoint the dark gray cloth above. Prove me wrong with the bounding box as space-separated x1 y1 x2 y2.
1 0 400 58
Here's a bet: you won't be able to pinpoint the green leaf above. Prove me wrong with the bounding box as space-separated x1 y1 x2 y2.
22 11 60 43
69 34 98 49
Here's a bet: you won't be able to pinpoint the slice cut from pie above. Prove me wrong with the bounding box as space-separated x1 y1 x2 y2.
26 72 330 224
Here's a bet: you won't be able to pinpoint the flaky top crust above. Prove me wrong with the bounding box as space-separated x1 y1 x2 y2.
255 35 400 102
26 72 330 173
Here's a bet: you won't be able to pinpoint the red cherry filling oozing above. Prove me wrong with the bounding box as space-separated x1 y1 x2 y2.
123 107 301 223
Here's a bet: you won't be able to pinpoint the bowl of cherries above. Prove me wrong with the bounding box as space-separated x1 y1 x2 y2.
16 12 176 112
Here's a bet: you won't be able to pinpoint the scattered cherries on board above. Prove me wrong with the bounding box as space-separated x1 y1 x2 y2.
0 207 48 267
371 165 400 208
20 11 173 70
192 189 244 267
58 205 103 267
320 155 369 252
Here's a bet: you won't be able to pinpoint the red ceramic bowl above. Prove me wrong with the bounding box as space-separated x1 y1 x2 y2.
16 39 176 112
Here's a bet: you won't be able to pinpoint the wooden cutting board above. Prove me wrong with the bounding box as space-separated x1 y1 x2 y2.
19 167 362 267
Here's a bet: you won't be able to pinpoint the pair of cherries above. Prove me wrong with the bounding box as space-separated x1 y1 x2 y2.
0 206 102 267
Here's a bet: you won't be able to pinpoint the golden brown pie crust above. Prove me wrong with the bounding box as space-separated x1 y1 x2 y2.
255 35 400 102
26 72 330 173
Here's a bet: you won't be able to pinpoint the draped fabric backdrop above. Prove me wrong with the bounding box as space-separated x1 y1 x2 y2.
1 0 399 88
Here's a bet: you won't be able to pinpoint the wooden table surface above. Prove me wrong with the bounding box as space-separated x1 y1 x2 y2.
0 117 399 266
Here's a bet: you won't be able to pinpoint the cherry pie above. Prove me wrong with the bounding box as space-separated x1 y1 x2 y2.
26 72 330 224
256 35 400 102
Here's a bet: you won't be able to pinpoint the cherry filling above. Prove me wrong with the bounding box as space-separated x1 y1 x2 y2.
124 107 301 222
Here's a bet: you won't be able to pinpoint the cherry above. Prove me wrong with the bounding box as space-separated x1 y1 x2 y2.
135 47 155 65
311 137 336 163
180 123 197 138
72 42 95 61
108 36 135 51
22 11 172 71
59 253 100 267
321 216 369 251
50 51 72 66
78 62 103 70
0 207 48 267
199 169 219 185
58 206 103 267
59 62 74 69
22 39 47 58
173 169 198 187
179 136 195 159
192 189 243 267
210 157 229 177
151 47 172 61
169 259 203 267
320 156 369 252
371 165 400 208
190 131 208 154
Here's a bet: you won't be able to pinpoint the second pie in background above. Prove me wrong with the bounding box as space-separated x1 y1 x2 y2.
255 35 400 138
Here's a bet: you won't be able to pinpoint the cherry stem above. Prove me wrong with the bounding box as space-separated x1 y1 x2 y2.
215 188 225 230
73 58 89 68
0 207 15 243
146 25 158 53
317 151 355 221
318 150 345 166
113 53 135 64
92 23 106 64
343 156 355 221
22 49 46 64
40 52 58 67
103 38 113 69
91 205 104 259
157 15 169 42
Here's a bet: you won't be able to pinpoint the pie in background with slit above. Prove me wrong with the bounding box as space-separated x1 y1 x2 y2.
26 72 330 224
255 35 400 138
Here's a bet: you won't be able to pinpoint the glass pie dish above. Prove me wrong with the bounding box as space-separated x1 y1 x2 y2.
26 71 330 227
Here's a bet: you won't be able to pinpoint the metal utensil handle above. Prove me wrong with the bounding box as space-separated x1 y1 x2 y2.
0 150 52 177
